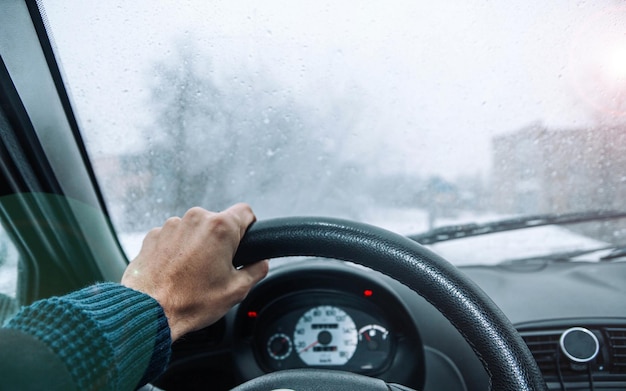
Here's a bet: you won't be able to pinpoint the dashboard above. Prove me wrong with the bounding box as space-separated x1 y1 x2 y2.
232 260 426 388
157 257 626 391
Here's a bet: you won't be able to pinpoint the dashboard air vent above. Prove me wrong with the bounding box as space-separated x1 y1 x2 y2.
607 327 626 374
519 322 626 390
521 330 561 376
520 324 626 389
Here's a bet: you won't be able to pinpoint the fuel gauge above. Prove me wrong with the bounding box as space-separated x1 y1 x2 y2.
358 324 390 351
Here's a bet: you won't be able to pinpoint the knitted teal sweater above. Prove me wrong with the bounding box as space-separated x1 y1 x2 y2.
3 283 171 390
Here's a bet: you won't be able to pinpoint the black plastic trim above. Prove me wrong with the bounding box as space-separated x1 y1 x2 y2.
25 0 111 217
0 56 63 196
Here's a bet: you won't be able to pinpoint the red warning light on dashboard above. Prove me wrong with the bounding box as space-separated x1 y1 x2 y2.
363 289 373 297
247 311 258 318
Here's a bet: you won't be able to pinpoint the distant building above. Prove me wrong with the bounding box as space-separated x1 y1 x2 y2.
492 123 626 215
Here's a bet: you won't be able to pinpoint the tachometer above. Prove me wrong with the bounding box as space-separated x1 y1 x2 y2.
293 305 358 366
267 333 293 360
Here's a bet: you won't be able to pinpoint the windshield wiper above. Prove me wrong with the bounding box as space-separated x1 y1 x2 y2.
599 246 626 261
498 245 619 266
408 210 626 245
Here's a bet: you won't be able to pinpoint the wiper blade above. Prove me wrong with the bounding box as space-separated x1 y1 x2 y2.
599 246 626 261
408 210 626 245
498 245 617 266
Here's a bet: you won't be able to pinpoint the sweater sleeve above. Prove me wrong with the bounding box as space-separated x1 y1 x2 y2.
4 282 171 391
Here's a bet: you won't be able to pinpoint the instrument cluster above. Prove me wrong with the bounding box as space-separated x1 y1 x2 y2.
233 261 425 387
257 293 394 373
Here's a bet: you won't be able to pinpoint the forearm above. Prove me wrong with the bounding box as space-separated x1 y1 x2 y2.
3 283 171 390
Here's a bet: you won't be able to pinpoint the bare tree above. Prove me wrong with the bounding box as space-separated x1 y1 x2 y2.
123 45 365 230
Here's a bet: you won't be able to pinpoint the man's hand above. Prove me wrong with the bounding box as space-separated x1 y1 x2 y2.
121 203 269 341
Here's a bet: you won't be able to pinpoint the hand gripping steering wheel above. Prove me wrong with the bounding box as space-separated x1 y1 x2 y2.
231 217 547 391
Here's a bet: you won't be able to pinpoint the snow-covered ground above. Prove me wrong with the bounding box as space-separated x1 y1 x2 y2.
429 226 606 266
362 207 607 266
0 207 609 296
0 235 18 298
118 232 146 261
0 207 610 298
362 207 431 236
117 207 608 267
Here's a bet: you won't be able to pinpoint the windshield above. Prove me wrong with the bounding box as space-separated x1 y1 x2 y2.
40 1 626 265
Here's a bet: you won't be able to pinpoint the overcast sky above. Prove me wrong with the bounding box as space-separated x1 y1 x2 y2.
41 0 626 180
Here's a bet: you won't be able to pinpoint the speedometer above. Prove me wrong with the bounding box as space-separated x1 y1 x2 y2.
293 305 358 366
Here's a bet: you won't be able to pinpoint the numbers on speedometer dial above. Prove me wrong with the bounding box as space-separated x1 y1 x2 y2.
293 305 358 366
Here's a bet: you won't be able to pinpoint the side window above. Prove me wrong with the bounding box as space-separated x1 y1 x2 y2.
0 224 18 324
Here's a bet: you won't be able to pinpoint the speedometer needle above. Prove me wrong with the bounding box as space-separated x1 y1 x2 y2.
300 340 319 353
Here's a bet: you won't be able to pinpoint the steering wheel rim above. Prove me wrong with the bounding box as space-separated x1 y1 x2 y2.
232 217 547 391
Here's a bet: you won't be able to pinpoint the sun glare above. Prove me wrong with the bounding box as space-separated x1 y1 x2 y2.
568 5 626 116
606 45 626 82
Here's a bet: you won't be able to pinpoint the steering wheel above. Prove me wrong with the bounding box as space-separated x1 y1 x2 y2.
231 217 547 391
